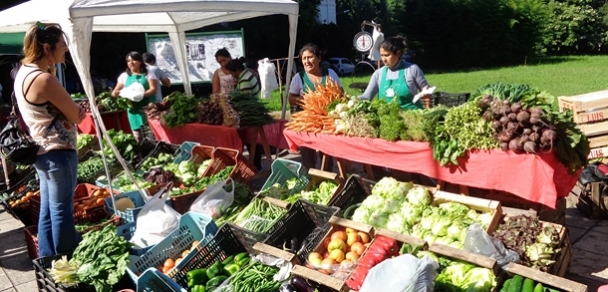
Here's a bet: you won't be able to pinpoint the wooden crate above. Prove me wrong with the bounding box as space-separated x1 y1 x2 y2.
290 217 374 292
252 242 300 265
433 190 503 234
558 90 608 122
504 262 587 292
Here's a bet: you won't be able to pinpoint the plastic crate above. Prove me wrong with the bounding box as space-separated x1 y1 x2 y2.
33 253 135 292
261 158 310 195
30 183 101 223
104 190 148 223
126 212 219 282
2 184 36 226
264 199 339 263
137 268 185 292
432 92 470 107
173 141 200 164
135 141 180 171
328 174 377 218
116 221 154 256
211 147 257 184
24 225 39 260
171 223 266 287
189 145 216 177
33 254 95 292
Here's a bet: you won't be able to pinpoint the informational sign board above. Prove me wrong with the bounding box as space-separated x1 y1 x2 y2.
145 29 245 84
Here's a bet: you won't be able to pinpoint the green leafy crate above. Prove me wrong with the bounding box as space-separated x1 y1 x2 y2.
137 268 183 292
172 141 200 164
170 223 267 287
263 199 339 264
261 158 310 195
126 212 219 283
33 252 136 292
432 92 470 108
328 174 377 218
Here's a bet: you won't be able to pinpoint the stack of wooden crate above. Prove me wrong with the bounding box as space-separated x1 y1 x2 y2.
559 90 608 160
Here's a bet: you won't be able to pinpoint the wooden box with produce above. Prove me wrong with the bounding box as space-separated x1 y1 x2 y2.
169 223 266 290
492 214 571 276
290 217 373 292
258 168 344 207
501 262 587 292
347 177 501 249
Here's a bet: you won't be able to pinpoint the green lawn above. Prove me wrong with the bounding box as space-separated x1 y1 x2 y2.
261 55 608 112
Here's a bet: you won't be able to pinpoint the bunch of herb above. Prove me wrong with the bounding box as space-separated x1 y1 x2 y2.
373 99 407 141
399 106 448 142
96 91 130 111
101 130 139 162
161 92 199 128
229 92 273 126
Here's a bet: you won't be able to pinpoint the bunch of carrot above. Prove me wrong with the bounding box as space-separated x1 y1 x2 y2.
286 79 346 134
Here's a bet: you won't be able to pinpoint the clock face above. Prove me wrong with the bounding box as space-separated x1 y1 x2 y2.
353 32 373 53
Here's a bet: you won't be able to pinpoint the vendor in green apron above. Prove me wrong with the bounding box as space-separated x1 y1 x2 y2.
359 36 431 109
111 51 159 142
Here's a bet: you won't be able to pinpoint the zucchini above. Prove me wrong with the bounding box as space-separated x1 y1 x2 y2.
500 279 513 292
522 278 535 292
509 275 524 292
544 288 561 292
534 283 544 292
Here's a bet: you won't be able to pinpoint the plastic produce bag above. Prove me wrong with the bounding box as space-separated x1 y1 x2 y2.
257 58 278 99
360 254 438 292
130 183 181 248
189 179 234 219
463 223 520 269
119 82 145 102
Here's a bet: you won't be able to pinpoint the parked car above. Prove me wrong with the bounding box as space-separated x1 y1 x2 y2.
327 57 356 76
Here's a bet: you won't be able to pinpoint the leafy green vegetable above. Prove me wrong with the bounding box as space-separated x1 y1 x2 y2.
70 224 132 292
162 92 199 128
77 134 94 150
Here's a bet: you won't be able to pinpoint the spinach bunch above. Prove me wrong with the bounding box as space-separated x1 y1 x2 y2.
102 130 139 162
70 224 132 292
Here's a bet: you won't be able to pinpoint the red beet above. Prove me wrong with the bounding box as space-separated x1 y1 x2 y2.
523 141 538 154
509 139 519 152
508 113 518 122
529 132 540 143
541 129 557 145
517 111 531 123
492 121 502 131
500 116 509 125
500 142 509 151
510 102 522 113
523 128 532 135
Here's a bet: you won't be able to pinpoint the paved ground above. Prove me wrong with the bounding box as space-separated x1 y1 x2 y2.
1 155 607 291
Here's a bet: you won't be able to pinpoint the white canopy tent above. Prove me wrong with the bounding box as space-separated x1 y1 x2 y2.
0 0 298 205
0 0 298 113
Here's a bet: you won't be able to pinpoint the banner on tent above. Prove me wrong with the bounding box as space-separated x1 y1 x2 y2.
145 29 245 85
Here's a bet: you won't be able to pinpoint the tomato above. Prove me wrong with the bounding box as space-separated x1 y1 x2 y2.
164 258 175 269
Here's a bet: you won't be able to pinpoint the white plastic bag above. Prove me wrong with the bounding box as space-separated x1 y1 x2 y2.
257 58 278 99
119 82 145 102
189 179 235 219
360 254 438 292
463 223 520 269
130 184 181 248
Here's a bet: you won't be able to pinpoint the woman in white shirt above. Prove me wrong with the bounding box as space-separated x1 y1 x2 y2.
212 48 236 94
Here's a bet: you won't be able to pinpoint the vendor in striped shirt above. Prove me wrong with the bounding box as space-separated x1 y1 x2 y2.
225 57 260 96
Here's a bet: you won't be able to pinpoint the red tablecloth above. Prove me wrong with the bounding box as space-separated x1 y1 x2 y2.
77 111 132 135
283 130 579 209
148 119 289 150
239 120 289 150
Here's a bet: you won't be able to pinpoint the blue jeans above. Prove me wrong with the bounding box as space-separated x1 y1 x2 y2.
34 149 80 257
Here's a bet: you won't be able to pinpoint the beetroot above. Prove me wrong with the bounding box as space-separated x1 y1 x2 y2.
523 141 538 154
531 107 545 116
500 142 509 151
500 116 509 125
522 128 532 135
508 113 518 122
510 102 522 113
529 132 540 143
509 139 519 152
502 105 512 115
532 125 543 133
492 121 502 131
541 129 557 145
507 122 518 130
483 111 493 122
517 111 531 123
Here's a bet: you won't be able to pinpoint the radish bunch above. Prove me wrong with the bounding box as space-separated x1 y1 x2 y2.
478 95 557 154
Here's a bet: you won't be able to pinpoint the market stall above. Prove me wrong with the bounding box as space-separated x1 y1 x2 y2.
283 130 578 209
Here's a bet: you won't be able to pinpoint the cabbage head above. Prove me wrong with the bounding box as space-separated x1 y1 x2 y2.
431 218 452 237
368 209 389 228
461 267 495 291
371 177 412 200
400 202 424 226
361 194 385 210
476 212 494 229
407 186 432 206
387 213 408 234
351 207 370 224
419 216 435 231
438 202 470 219
447 222 466 240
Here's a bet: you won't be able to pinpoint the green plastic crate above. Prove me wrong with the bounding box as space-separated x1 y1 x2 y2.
261 158 310 195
